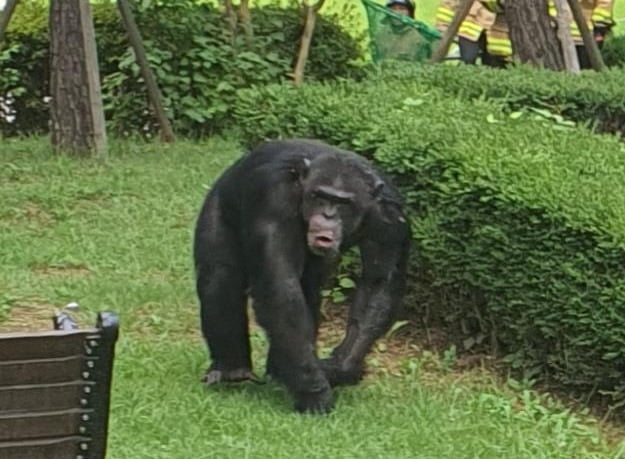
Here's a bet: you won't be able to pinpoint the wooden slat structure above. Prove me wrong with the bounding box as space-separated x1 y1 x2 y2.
0 312 119 459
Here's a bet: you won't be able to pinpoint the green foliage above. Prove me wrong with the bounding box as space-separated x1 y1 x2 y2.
602 33 625 68
0 0 49 136
0 0 363 137
232 75 625 412
367 62 625 137
321 248 360 304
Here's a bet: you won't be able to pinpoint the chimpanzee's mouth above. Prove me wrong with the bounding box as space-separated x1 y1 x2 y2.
314 235 334 248
308 231 336 256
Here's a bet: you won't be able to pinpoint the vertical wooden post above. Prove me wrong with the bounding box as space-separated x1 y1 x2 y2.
430 0 473 63
0 0 20 49
553 0 580 73
566 0 606 71
117 0 175 142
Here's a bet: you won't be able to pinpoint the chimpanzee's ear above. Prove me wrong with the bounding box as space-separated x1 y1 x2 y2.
296 158 311 179
371 179 385 199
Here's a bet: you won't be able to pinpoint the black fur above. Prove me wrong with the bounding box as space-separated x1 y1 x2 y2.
194 139 411 413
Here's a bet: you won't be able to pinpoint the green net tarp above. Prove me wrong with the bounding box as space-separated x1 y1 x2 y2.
362 0 441 64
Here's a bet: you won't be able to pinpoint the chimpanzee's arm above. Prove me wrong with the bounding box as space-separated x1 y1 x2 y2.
321 202 411 386
247 218 335 412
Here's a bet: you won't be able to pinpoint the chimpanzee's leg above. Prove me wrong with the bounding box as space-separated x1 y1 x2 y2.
195 196 253 384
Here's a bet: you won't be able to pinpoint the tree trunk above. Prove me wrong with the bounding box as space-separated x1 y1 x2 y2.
238 0 253 49
49 0 107 157
504 0 565 71
293 1 325 86
223 0 238 48
117 0 174 143
552 0 580 73
0 0 20 49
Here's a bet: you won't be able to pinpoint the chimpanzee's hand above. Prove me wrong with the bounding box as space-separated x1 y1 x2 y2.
293 386 335 414
319 357 364 387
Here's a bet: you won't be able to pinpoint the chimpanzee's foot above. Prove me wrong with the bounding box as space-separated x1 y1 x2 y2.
293 386 335 414
201 367 263 385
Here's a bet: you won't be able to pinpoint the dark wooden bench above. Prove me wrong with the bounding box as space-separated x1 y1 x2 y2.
0 312 119 459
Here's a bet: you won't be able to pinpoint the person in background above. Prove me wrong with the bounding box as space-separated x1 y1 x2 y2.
548 0 616 69
435 0 510 66
480 0 512 67
386 0 415 18
375 0 431 62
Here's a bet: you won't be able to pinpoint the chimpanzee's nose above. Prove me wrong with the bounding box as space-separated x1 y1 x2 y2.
323 207 337 218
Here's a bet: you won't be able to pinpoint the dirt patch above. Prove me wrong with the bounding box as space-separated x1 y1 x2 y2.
6 201 56 226
0 300 59 333
31 264 92 277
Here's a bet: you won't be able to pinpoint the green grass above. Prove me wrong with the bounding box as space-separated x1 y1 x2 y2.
1 138 624 458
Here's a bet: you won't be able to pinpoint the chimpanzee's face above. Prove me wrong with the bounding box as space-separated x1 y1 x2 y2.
300 157 373 257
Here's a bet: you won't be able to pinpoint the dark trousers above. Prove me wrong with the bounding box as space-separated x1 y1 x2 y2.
458 33 507 68
576 26 608 70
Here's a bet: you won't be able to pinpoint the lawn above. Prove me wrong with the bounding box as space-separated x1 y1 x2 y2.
1 138 624 458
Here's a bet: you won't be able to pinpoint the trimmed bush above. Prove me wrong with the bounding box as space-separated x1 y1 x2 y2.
603 34 625 68
232 77 625 411
366 62 625 138
0 0 364 137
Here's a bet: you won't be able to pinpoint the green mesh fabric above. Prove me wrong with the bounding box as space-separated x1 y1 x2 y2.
362 0 441 64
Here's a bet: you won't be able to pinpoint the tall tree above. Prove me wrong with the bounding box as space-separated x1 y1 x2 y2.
293 0 325 86
504 0 565 71
49 0 107 157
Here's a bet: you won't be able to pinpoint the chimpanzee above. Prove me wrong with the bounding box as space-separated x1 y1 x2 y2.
194 139 411 414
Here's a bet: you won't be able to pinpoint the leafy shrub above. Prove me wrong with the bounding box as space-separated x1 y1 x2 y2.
602 33 625 68
0 0 49 136
0 0 364 137
232 76 625 412
366 62 625 138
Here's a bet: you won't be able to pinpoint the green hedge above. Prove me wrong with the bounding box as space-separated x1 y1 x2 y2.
603 34 625 68
367 62 625 138
0 0 364 137
232 78 625 410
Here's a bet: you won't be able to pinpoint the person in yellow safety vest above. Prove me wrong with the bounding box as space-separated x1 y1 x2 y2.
435 0 511 67
548 0 615 69
479 0 512 64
